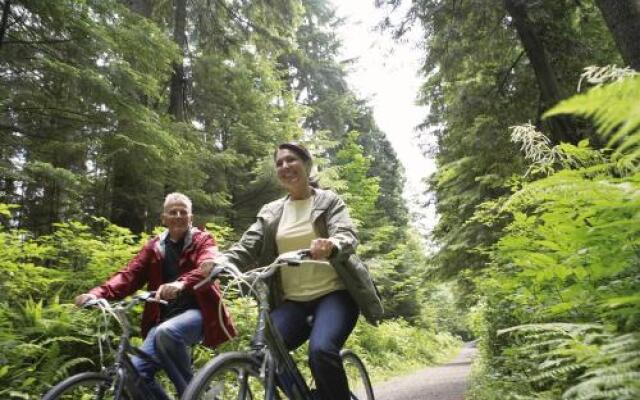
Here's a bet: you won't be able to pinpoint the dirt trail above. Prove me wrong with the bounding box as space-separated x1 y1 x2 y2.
372 342 476 400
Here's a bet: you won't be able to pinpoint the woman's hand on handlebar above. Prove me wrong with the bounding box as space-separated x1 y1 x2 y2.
200 260 215 276
74 293 98 307
309 238 335 260
195 261 233 290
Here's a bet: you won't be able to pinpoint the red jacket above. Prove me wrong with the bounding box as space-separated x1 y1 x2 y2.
89 227 236 347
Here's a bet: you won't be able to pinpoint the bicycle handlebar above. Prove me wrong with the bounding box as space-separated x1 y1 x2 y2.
194 249 330 290
82 291 168 309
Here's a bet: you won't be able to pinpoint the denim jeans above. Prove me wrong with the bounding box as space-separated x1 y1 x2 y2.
132 308 203 399
270 290 359 400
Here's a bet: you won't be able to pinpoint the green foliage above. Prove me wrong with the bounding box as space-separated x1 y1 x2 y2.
347 318 461 382
468 72 640 399
546 71 640 169
0 298 97 399
332 131 381 227
0 0 444 395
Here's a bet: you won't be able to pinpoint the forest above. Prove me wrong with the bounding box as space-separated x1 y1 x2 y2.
1 0 639 399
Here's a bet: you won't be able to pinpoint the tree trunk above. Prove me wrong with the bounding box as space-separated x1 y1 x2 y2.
168 0 188 121
595 0 640 71
503 0 578 144
0 0 11 49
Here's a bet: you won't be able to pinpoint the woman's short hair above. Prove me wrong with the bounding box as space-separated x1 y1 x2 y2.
274 142 313 164
274 142 320 188
163 192 192 213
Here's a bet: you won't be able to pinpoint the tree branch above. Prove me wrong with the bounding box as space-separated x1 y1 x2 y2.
494 50 525 95
2 38 73 45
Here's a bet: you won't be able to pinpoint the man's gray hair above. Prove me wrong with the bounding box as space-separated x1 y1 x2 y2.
163 192 192 213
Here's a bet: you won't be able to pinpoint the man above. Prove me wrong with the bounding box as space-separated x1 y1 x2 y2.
75 192 235 399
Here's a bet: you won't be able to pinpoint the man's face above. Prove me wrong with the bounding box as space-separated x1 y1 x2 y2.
161 201 192 238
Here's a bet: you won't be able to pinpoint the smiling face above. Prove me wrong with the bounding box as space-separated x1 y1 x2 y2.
275 148 310 195
161 200 192 240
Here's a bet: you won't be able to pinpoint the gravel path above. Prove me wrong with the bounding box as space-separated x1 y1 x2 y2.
372 342 477 400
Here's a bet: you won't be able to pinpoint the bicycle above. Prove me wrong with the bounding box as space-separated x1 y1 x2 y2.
42 291 172 400
182 249 375 400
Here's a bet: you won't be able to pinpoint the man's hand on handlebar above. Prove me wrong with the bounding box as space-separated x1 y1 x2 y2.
155 281 185 301
74 293 98 307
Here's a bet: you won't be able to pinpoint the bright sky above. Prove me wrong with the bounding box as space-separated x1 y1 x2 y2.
331 0 438 237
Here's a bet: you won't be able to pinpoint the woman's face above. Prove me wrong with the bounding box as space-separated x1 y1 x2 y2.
275 148 309 192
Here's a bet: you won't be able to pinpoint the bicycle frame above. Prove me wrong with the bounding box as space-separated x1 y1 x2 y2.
86 293 167 400
205 250 345 399
249 277 313 399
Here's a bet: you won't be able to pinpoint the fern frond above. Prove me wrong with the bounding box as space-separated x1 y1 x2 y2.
562 333 640 400
498 323 603 336
545 75 640 170
51 357 95 382
39 335 93 346
577 65 636 92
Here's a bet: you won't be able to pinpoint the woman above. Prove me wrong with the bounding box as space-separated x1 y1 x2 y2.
207 143 383 400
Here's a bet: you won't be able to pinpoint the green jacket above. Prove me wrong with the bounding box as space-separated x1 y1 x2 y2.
221 188 383 325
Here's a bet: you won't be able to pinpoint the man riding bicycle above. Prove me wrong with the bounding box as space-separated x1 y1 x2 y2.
74 192 236 399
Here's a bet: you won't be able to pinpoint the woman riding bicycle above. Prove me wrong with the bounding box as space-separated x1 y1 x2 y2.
74 192 236 399
202 143 383 400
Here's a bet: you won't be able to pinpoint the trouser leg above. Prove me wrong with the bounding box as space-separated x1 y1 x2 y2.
270 301 312 396
154 308 204 396
308 291 359 400
131 326 172 400
270 301 311 350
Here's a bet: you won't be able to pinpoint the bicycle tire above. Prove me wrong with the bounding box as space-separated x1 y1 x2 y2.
42 372 114 400
183 351 282 400
341 349 375 400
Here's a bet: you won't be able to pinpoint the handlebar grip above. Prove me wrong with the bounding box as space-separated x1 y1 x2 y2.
135 291 168 305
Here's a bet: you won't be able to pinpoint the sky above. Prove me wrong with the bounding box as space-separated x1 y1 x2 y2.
330 0 438 237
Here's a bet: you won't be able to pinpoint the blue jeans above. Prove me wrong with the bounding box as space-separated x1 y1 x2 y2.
132 308 203 399
270 290 359 400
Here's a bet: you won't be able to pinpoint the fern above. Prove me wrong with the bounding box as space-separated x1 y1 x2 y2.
495 324 640 400
563 334 640 400
577 65 636 92
545 73 640 168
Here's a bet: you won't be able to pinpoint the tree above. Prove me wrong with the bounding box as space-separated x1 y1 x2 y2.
168 0 188 121
595 0 640 70
378 0 619 281
503 0 577 144
0 0 178 233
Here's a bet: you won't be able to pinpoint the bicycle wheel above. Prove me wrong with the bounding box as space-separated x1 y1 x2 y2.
341 349 375 400
184 351 281 400
42 372 114 400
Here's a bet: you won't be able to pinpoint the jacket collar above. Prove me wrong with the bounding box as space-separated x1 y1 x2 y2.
155 226 196 256
262 188 332 223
